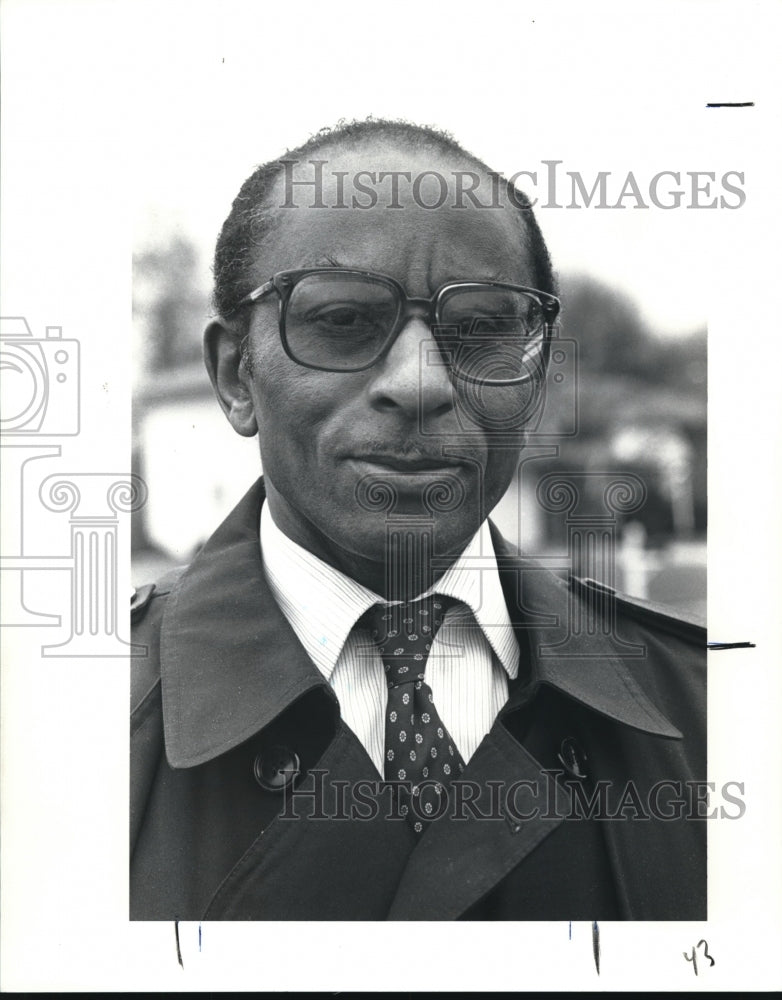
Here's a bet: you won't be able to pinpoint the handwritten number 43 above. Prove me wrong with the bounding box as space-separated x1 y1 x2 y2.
683 939 715 976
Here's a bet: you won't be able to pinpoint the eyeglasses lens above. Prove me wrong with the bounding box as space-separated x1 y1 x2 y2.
439 287 547 385
286 274 400 370
285 274 547 382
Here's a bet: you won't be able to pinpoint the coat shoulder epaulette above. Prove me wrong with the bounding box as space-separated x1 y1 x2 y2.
130 565 188 625
569 575 706 645
130 565 189 720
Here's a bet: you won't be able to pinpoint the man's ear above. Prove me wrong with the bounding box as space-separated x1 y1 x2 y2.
203 318 258 437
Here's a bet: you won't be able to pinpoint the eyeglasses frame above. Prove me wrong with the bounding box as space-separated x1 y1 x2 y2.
231 267 561 384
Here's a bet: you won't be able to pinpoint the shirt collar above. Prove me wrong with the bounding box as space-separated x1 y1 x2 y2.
261 503 519 682
423 522 519 679
159 479 681 769
260 502 380 680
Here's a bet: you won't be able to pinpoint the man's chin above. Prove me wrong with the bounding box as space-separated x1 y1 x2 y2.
346 462 481 524
329 512 481 572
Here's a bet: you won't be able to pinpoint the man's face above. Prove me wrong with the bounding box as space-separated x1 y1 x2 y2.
239 143 539 583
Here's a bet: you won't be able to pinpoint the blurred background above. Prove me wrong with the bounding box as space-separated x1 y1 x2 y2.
131 228 706 618
120 5 728 622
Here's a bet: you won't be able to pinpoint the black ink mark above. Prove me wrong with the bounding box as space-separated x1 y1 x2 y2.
569 920 572 940
684 939 715 975
198 922 202 952
592 921 600 975
706 102 754 107
708 641 756 650
174 920 184 969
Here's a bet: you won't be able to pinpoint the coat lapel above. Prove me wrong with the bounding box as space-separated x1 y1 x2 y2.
489 523 700 920
160 479 341 769
204 723 419 920
387 721 569 919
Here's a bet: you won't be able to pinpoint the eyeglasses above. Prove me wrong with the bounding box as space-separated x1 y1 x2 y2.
232 268 560 385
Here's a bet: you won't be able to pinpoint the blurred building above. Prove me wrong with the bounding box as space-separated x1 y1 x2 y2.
132 361 259 574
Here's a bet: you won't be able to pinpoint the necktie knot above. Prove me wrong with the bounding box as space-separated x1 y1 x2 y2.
362 596 453 689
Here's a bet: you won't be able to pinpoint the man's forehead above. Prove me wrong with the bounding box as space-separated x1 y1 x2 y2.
258 138 533 285
269 134 501 203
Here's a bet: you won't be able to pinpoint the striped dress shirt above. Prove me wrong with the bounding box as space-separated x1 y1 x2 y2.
260 504 519 776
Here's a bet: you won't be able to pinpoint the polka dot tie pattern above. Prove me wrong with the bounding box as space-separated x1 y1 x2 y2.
363 596 466 835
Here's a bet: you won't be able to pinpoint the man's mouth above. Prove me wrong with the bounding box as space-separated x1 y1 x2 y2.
350 452 464 473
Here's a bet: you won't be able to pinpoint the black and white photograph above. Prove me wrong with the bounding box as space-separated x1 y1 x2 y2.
131 123 710 924
2 0 781 991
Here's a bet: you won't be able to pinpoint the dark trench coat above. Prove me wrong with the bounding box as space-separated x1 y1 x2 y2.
130 479 706 920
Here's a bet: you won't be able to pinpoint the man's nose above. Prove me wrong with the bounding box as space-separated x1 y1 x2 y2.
366 315 454 418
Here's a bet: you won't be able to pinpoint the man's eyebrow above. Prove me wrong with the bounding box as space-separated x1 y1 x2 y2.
483 272 518 284
309 254 345 268
294 259 525 285
450 272 524 285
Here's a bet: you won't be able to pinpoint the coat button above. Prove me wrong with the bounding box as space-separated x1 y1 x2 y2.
558 737 588 780
253 746 300 792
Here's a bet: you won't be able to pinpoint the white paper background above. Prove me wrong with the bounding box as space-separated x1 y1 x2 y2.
2 0 781 991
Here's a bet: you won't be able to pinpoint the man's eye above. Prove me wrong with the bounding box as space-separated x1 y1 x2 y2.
317 306 363 325
309 304 379 330
457 315 531 337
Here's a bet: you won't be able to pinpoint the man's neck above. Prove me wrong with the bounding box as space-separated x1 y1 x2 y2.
263 479 466 602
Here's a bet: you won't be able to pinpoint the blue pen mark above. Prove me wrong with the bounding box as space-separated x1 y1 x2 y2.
569 921 572 940
198 922 202 952
592 921 600 975
174 920 184 969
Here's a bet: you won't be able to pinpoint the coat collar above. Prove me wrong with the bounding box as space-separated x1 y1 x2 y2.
160 479 339 768
160 478 679 768
489 523 682 740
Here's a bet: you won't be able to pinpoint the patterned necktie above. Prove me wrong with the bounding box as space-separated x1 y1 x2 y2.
362 596 466 834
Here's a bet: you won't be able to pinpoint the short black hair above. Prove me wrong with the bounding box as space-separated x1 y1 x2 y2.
212 117 556 324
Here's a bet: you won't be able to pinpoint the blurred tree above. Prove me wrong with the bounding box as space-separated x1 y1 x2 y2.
540 273 707 539
561 275 656 379
133 233 210 374
556 273 706 436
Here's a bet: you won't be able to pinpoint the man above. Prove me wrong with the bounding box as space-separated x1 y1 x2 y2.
130 120 706 920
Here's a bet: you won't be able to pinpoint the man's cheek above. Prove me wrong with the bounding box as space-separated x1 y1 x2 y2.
450 380 541 438
479 452 521 509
